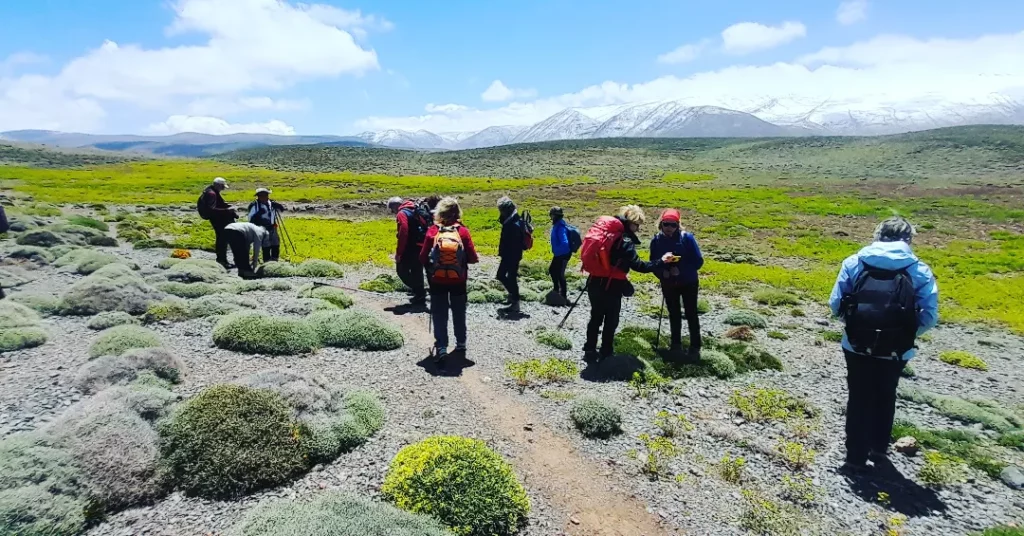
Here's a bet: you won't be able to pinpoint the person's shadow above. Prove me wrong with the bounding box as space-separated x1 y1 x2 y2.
384 303 429 315
416 350 475 377
580 353 647 382
496 309 530 321
845 457 948 517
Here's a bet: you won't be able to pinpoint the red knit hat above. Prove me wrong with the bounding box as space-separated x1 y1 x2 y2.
660 209 681 224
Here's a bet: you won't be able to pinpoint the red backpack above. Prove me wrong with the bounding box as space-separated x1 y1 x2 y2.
580 216 627 280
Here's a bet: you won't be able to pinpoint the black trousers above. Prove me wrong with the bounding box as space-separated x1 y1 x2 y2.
662 282 701 351
212 221 230 264
262 246 280 263
225 229 253 276
845 350 905 464
496 257 521 302
585 279 623 356
397 255 426 299
549 254 571 298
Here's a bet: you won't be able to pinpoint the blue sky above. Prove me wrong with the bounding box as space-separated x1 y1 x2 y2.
1 0 1023 135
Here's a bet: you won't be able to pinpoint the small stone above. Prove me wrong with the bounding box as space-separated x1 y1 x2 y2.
733 418 745 426
482 376 492 383
1000 466 1024 490
894 436 919 456
815 319 830 326
524 423 533 431
570 516 581 525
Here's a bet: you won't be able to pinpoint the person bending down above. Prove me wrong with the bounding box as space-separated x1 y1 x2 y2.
223 221 269 279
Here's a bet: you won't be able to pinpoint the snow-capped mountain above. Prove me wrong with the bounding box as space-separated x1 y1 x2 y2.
355 129 448 149
455 125 527 149
511 109 601 144
591 103 789 138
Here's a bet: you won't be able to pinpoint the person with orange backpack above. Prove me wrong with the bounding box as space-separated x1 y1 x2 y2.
419 197 480 362
580 205 676 362
496 196 533 314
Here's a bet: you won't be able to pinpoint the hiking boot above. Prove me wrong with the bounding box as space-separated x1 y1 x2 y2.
410 295 427 306
583 349 599 363
433 347 448 362
687 348 701 361
868 449 889 463
503 300 521 314
839 460 872 476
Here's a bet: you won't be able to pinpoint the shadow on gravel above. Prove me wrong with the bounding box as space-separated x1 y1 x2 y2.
417 352 476 377
496 309 531 321
384 303 430 315
580 354 646 382
845 458 948 517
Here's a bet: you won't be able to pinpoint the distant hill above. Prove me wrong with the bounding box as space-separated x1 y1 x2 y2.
218 125 1024 183
0 142 132 167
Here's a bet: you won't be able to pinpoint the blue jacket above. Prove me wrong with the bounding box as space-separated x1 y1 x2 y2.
498 212 524 261
550 219 571 257
828 241 939 360
649 231 703 285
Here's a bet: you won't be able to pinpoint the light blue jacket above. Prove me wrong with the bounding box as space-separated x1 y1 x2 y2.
550 219 571 257
828 241 939 360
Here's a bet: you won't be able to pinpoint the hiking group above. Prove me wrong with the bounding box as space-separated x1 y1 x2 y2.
196 177 288 279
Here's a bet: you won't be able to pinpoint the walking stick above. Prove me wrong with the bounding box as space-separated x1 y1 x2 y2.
557 276 590 330
654 293 666 351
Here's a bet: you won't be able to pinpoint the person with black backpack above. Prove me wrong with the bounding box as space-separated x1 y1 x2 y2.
389 196 431 305
829 216 939 474
496 196 533 314
196 177 237 269
547 206 580 306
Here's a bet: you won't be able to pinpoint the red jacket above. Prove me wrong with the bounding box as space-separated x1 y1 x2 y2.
394 200 419 262
418 223 480 284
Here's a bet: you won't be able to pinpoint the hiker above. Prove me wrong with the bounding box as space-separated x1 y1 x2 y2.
649 209 704 359
197 177 237 269
496 196 533 313
0 204 7 299
389 196 430 305
829 216 938 473
222 221 269 279
581 205 675 361
548 206 580 305
419 197 480 361
247 188 285 262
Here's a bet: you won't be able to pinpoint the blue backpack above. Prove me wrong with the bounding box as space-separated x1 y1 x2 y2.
566 224 582 254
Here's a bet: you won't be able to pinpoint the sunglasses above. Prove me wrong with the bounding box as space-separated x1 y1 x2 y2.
661 222 679 228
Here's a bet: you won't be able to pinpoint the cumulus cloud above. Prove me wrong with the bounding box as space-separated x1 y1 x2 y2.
481 80 538 102
837 1 869 26
657 40 711 64
146 115 296 136
425 103 471 113
185 96 310 116
721 21 807 54
0 74 106 132
356 31 1024 133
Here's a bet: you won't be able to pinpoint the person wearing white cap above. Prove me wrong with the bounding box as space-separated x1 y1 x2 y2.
247 187 286 262
196 177 237 268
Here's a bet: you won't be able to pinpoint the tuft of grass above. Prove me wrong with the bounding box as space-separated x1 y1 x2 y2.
820 330 843 343
231 492 450 536
718 454 746 484
66 216 109 232
753 289 800 306
723 310 768 329
919 450 969 487
892 420 1007 478
739 489 804 536
775 440 817 469
535 329 572 350
506 357 578 390
767 330 790 340
654 410 693 438
298 284 353 309
540 389 575 401
358 273 409 293
730 386 815 423
780 474 820 508
570 396 622 439
613 327 782 381
939 350 988 371
789 308 805 317
898 387 1023 432
638 433 680 480
88 325 162 359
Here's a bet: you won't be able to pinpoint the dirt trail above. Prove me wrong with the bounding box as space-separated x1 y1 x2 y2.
353 293 676 536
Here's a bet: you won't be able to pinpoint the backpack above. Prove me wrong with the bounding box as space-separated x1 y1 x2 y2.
566 224 582 254
521 210 534 251
580 216 627 280
402 202 432 248
197 189 213 220
841 261 919 358
429 225 467 284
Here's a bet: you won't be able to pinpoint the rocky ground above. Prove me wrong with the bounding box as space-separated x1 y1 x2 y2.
2 238 1023 536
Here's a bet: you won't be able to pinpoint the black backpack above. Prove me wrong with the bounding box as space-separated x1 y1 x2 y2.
841 261 919 357
402 202 432 247
197 188 214 221
566 223 582 254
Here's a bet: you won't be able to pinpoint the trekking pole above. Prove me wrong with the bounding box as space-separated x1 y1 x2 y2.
275 210 298 256
557 276 590 330
654 294 666 351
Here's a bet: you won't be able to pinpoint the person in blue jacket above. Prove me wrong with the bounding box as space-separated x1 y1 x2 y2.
649 209 704 359
829 216 939 473
548 206 571 305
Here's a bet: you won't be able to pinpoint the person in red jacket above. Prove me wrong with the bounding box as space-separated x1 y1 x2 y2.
389 196 429 305
419 197 479 362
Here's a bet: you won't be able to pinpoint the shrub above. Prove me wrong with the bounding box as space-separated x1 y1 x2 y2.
382 436 530 536
780 474 820 507
358 273 409 293
919 450 969 487
155 281 223 298
0 484 91 536
718 454 746 483
298 284 353 309
6 245 55 264
998 431 1024 451
67 216 109 232
133 239 175 249
75 347 185 394
767 330 790 340
54 249 121 274
505 358 579 389
307 309 404 350
653 410 693 438
58 263 163 316
89 325 162 358
144 295 251 323
739 489 803 536
535 329 572 350
165 259 230 283
973 527 1024 536
170 249 191 259
752 289 800 306
897 387 1021 432
343 390 386 436
613 327 780 380
724 325 756 341
232 492 450 536
701 350 738 379
259 261 297 277
50 224 104 245
775 440 817 469
638 433 680 479
242 368 342 419
15 230 64 247
296 259 345 278
213 312 321 355
158 385 307 499
88 235 119 247
570 396 623 438
821 330 843 343
91 383 178 422
730 386 815 423
0 327 48 353
8 293 61 316
723 310 768 328
939 350 988 371
87 311 140 330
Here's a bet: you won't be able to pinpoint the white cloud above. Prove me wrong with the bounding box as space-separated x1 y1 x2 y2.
0 52 48 74
837 0 869 26
657 39 711 64
146 115 296 136
481 80 538 102
355 31 1024 133
425 103 470 113
0 74 105 132
298 4 393 39
185 96 310 116
721 21 807 54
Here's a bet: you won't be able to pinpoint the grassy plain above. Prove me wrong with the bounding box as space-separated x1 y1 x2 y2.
2 126 1023 333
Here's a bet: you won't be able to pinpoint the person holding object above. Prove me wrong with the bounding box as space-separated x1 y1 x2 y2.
649 209 704 360
580 205 674 362
196 177 237 269
222 221 269 279
247 188 285 262
829 216 939 474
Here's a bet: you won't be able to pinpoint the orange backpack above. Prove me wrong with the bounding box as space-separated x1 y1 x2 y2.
429 225 467 283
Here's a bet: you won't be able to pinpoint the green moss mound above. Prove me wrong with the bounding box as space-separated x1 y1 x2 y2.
752 289 800 306
723 310 769 328
297 284 353 309
133 239 175 249
54 248 122 275
155 281 223 298
296 259 345 278
144 294 253 323
67 216 109 232
382 435 530 536
0 327 48 353
213 312 321 355
89 325 162 358
307 309 404 350
58 263 163 316
358 273 409 293
614 327 782 379
570 396 623 438
6 245 55 264
535 329 572 350
8 293 61 316
258 261 296 277
231 492 450 536
158 385 307 499
15 230 64 247
87 311 141 330
164 259 230 283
